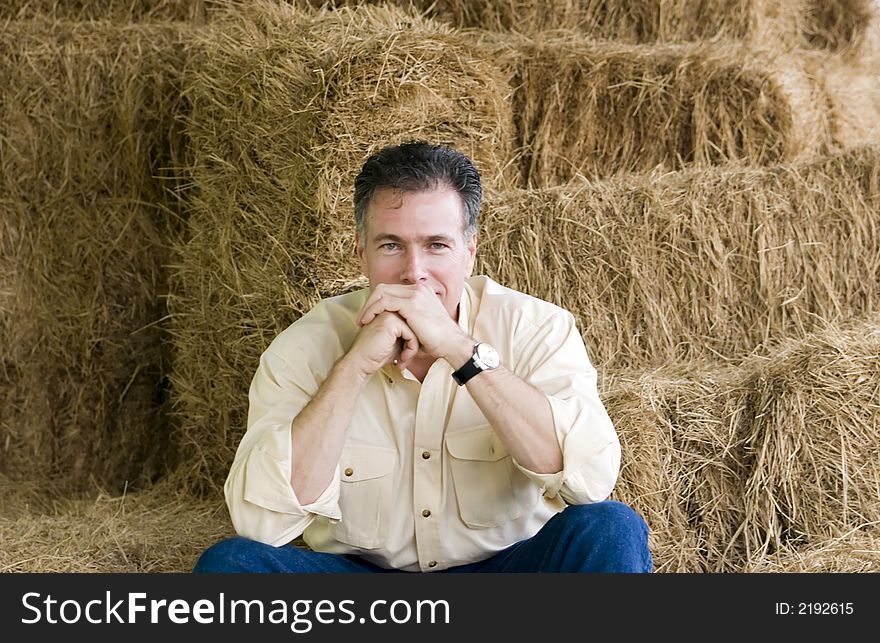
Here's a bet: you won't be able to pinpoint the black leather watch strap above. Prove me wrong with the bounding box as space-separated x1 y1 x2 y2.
451 356 481 386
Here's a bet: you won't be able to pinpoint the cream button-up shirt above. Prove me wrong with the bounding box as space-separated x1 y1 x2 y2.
225 275 620 571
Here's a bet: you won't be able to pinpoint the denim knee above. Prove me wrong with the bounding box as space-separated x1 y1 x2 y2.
559 501 652 572
193 536 262 573
566 500 647 533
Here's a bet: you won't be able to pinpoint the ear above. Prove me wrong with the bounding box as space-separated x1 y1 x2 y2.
356 232 367 274
464 232 477 277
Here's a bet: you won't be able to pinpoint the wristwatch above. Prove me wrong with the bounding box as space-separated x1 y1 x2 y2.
451 341 500 385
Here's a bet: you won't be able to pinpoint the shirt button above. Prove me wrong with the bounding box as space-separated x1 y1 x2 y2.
421 451 431 460
344 467 353 477
427 561 437 568
422 509 431 518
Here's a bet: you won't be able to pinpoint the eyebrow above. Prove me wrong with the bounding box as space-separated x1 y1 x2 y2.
372 233 457 245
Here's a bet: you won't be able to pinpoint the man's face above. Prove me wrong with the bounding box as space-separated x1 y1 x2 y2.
356 187 477 319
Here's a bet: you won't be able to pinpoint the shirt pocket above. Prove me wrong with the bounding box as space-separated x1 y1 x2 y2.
332 444 397 549
445 425 539 529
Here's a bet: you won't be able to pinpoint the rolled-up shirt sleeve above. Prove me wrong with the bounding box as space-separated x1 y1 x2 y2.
224 346 342 546
510 309 621 505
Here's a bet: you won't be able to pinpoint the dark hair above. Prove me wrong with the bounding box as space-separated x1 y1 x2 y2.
353 142 482 240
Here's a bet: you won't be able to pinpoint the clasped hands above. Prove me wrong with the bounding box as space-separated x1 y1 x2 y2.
349 283 470 375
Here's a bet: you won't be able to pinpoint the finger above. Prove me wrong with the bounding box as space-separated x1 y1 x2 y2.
392 316 419 370
358 301 385 326
356 291 384 325
358 285 423 323
358 283 411 315
359 296 406 326
358 289 383 317
398 329 419 368
392 337 405 369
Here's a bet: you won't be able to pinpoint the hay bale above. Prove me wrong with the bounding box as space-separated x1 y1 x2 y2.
802 0 880 55
603 372 713 572
0 475 70 519
316 0 878 55
478 146 880 371
300 3 516 282
169 0 515 492
806 49 880 149
0 0 210 21
19 0 873 55
167 1 318 494
420 0 799 44
743 528 880 572
0 476 233 572
739 319 880 557
490 31 836 185
603 366 751 572
0 19 192 491
603 316 880 572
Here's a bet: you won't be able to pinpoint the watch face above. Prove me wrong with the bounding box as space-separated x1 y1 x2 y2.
475 342 500 369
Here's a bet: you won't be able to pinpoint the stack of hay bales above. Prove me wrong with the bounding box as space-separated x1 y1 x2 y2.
478 146 880 370
0 19 192 492
403 0 877 53
495 24 880 185
2 0 878 573
165 0 880 567
317 0 880 184
0 12 230 572
464 0 880 571
498 37 833 185
478 141 880 571
168 0 516 493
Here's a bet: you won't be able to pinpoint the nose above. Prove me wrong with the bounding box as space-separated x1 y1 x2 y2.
400 249 428 284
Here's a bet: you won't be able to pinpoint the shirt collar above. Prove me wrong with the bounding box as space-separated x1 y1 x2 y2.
457 277 473 335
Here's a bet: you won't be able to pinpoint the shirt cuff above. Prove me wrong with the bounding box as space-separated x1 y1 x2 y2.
514 394 620 503
242 425 342 521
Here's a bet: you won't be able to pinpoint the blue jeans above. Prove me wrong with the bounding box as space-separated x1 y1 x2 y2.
194 500 652 573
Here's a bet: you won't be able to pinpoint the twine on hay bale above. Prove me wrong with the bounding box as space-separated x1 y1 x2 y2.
478 146 880 372
169 0 515 492
0 475 233 572
0 19 192 491
489 31 833 185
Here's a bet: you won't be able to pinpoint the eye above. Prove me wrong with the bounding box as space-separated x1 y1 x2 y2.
430 242 449 251
380 243 400 251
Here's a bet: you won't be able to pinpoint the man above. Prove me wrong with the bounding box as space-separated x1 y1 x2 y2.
194 142 652 573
